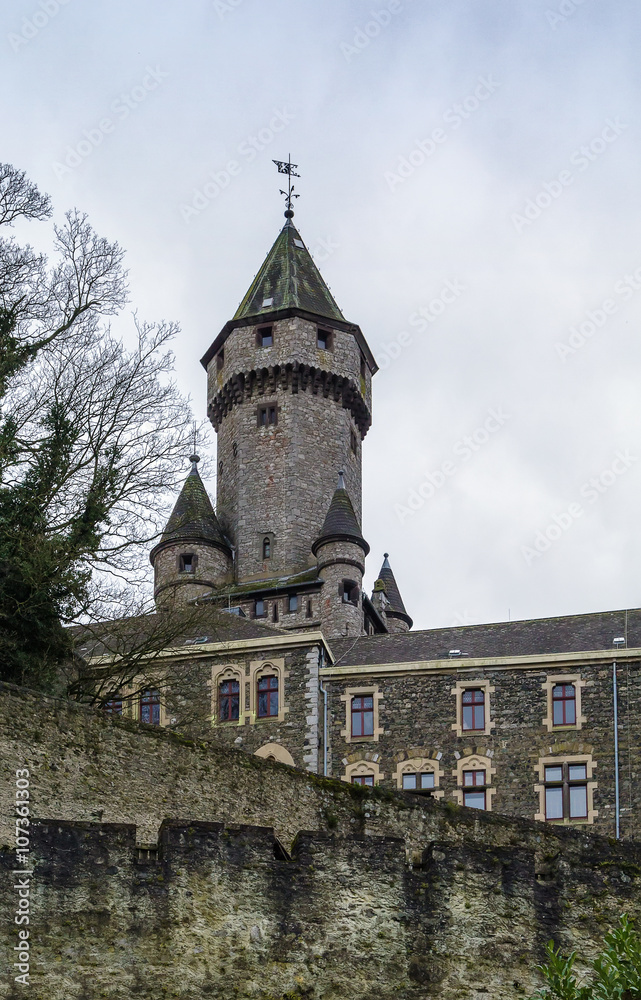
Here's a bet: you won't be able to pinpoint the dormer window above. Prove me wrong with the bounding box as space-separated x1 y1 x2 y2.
179 553 197 574
262 537 271 559
257 326 273 347
317 328 332 351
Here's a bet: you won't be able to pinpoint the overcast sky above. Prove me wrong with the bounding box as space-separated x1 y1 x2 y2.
4 0 641 632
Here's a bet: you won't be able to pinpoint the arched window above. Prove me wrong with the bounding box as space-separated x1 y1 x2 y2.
257 675 279 718
219 679 240 722
140 689 161 725
262 536 271 559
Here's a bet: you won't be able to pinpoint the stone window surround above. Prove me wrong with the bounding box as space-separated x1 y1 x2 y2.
534 753 598 825
254 742 295 766
249 658 288 725
118 684 169 728
452 753 497 811
209 663 245 727
341 758 384 786
256 401 279 427
541 673 587 732
394 756 444 800
451 679 495 738
340 685 384 744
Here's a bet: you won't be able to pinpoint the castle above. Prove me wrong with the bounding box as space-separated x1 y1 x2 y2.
108 200 639 841
4 197 641 1000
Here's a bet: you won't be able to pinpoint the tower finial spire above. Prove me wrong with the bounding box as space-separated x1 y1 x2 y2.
273 155 300 221
189 422 200 471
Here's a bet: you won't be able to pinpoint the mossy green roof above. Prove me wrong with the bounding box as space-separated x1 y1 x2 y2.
156 463 230 553
233 222 346 324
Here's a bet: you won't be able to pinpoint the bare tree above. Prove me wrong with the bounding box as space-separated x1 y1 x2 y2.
0 163 203 688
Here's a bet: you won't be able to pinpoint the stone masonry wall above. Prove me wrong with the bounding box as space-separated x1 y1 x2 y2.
1 682 641 998
210 318 365 581
326 659 641 840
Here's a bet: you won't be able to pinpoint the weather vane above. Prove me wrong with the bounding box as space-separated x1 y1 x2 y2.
273 155 300 219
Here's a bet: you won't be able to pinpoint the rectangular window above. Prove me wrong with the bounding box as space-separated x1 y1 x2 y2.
463 789 486 810
402 772 435 791
179 552 196 573
103 699 122 715
140 690 161 726
288 594 298 612
219 679 240 722
463 769 485 786
462 689 485 731
552 683 576 726
216 348 224 371
544 762 589 820
257 675 278 718
352 775 374 787
255 599 265 617
257 326 273 347
351 695 374 737
350 429 358 454
317 329 332 350
258 406 278 427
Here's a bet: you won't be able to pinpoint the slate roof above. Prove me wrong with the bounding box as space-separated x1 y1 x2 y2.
233 222 346 324
329 607 641 668
73 606 286 660
312 474 369 556
151 460 230 560
374 554 411 625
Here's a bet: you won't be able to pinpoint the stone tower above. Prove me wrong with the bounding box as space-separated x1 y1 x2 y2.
200 218 377 586
150 455 233 608
312 472 370 637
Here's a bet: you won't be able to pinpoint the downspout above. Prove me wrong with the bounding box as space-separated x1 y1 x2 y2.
318 645 328 777
613 659 621 840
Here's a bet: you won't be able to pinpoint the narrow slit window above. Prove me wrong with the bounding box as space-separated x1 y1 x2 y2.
262 537 271 559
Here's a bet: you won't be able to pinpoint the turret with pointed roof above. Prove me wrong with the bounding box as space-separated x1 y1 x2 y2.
150 456 233 608
312 473 369 639
372 553 413 633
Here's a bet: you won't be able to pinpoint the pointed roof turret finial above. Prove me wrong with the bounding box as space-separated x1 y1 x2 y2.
273 155 300 222
374 552 413 629
311 472 369 556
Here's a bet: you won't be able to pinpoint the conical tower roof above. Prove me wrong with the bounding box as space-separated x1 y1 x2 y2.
233 222 346 324
150 457 230 563
374 553 412 627
312 472 369 556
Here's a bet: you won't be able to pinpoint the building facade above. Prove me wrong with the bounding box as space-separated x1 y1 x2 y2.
92 209 641 843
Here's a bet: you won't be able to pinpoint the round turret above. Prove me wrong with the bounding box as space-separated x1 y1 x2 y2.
150 456 233 609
